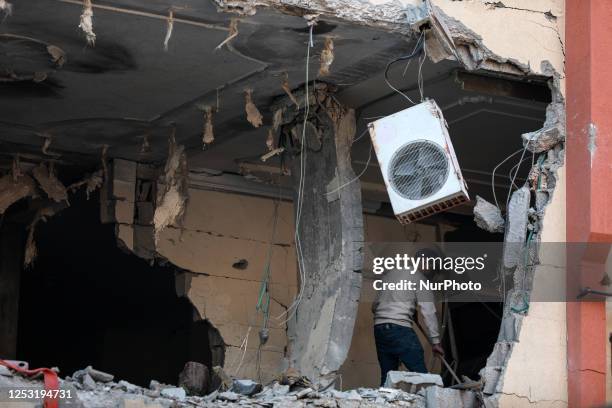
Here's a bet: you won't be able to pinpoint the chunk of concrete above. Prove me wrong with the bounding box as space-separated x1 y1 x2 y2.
218 391 240 402
82 373 96 391
384 371 443 393
424 386 477 408
522 102 565 153
86 366 114 383
178 361 209 395
231 379 262 396
160 387 186 400
118 380 139 393
503 186 530 268
473 196 504 233
479 365 503 395
0 365 13 377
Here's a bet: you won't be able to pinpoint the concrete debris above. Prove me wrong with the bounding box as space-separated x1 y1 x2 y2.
330 389 362 400
47 45 66 67
154 131 189 243
215 18 239 50
67 170 104 200
423 386 477 408
244 88 263 128
384 371 443 394
202 105 215 145
0 365 13 377
261 147 284 162
218 391 240 401
118 380 139 393
521 102 565 153
160 387 187 400
296 387 314 398
87 366 114 383
163 10 174 51
266 128 275 150
231 379 262 396
0 173 36 214
281 74 299 108
267 108 284 150
178 361 209 395
319 37 334 76
82 373 96 391
279 367 312 388
272 108 283 130
79 0 96 46
479 365 503 395
1 365 434 408
32 162 69 203
473 195 504 233
502 186 530 268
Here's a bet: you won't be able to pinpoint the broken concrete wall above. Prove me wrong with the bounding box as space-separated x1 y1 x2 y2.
494 165 567 407
155 189 297 384
152 188 412 385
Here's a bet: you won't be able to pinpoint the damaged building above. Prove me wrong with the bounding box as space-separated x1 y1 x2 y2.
1 0 610 407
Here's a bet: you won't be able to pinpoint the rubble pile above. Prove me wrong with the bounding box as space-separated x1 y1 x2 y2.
0 364 485 408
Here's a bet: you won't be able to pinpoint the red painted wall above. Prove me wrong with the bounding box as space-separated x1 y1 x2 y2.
566 0 612 406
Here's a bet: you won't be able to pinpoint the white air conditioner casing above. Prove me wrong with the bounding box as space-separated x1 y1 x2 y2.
368 100 469 224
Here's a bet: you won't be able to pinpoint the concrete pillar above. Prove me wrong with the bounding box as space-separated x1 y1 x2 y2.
566 1 612 406
287 101 364 385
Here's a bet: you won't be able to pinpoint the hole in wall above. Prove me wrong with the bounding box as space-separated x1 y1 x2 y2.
15 192 225 387
232 259 249 270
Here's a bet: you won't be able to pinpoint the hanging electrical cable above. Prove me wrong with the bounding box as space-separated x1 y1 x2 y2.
490 147 525 210
384 32 425 105
276 23 314 324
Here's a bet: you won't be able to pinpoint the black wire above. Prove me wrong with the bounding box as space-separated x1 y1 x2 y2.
384 34 425 105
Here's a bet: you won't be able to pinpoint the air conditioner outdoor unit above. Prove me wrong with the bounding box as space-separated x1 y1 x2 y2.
368 100 469 224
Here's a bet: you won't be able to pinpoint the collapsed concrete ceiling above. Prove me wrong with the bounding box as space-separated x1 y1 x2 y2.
0 0 550 212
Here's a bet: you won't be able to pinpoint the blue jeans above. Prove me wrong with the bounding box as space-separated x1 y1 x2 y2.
374 323 427 386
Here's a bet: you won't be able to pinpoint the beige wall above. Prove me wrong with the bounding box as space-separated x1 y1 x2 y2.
152 188 443 386
155 189 297 382
497 167 568 407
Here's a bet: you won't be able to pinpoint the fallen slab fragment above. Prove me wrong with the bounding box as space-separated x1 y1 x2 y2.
424 386 478 408
160 387 186 400
231 379 262 396
384 371 443 394
473 196 504 233
82 373 96 391
86 366 114 383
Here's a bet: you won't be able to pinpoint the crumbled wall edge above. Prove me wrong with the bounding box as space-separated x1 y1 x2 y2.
480 64 566 407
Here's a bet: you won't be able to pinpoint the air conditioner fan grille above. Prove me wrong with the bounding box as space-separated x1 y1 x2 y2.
388 140 449 200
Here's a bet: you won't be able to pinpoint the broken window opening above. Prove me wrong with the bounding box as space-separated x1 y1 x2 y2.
14 192 224 388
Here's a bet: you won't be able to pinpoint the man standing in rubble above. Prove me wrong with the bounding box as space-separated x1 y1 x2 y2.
372 247 444 386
